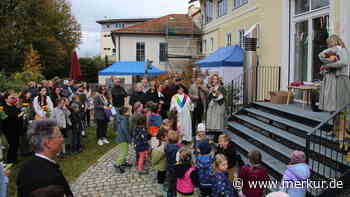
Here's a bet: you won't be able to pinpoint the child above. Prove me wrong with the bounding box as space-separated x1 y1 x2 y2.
151 128 168 196
69 95 83 153
175 147 199 197
160 119 172 131
114 107 132 174
134 115 150 174
216 134 238 182
129 102 144 141
212 154 237 197
0 163 10 197
239 150 269 197
164 130 181 197
194 123 209 155
196 140 214 197
52 98 71 157
149 103 162 149
281 151 310 197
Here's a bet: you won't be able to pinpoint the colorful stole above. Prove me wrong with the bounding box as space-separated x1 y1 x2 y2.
175 94 188 109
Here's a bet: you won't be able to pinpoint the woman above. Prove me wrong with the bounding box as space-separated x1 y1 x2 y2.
33 87 54 120
170 84 192 143
19 89 34 156
206 74 226 132
51 86 62 107
319 35 350 145
2 91 24 163
94 85 111 146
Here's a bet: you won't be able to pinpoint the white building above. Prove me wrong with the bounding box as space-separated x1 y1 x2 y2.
96 18 153 61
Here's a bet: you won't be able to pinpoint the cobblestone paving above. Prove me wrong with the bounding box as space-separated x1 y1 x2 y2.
71 145 161 197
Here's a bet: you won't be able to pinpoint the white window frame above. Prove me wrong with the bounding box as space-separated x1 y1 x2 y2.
203 40 207 53
233 0 248 9
210 38 214 51
159 42 168 62
290 0 330 82
218 0 227 17
205 0 214 24
136 42 145 62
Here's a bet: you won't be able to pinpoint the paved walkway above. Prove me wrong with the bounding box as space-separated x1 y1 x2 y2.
71 145 160 197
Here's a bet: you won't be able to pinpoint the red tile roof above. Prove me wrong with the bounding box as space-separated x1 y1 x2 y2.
112 14 201 36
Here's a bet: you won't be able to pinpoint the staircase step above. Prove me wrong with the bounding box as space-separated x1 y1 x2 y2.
244 108 313 134
234 114 305 147
233 115 350 168
223 129 286 177
253 102 330 123
227 122 341 178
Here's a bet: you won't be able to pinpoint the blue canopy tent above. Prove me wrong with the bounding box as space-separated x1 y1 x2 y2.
98 61 167 76
195 45 244 67
195 45 244 83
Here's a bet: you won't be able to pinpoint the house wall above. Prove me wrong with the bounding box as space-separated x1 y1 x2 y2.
200 0 349 98
116 34 200 72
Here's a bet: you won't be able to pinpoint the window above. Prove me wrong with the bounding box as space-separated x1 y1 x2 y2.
136 42 145 61
104 48 111 51
159 43 168 62
234 0 248 9
112 48 116 54
238 29 245 48
210 38 214 51
106 25 110 28
295 0 329 15
226 33 232 46
218 0 227 17
205 0 214 23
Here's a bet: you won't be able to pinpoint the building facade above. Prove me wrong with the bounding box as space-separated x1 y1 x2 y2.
195 0 349 97
96 18 153 61
111 13 201 72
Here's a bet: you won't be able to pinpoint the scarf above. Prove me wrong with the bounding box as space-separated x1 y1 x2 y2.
175 94 188 109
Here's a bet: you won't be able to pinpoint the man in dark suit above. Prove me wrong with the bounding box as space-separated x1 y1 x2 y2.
16 120 74 197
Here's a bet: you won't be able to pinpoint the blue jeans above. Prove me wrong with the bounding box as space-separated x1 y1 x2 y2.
0 165 8 197
113 107 121 132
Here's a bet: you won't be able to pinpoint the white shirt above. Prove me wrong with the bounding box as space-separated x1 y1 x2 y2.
35 153 56 164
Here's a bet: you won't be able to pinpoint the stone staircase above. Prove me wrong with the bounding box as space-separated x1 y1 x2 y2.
225 102 350 196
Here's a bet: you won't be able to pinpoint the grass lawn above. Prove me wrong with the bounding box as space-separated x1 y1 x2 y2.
6 125 116 197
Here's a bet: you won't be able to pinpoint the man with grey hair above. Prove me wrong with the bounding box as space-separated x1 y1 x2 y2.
16 120 74 197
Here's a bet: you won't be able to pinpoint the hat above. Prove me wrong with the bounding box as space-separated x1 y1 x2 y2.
266 192 290 197
197 123 206 132
290 151 306 164
198 140 211 154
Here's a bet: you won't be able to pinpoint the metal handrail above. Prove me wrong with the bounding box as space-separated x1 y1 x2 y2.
307 100 350 136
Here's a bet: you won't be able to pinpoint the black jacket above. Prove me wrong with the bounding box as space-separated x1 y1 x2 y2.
129 91 148 106
17 156 74 197
111 86 127 107
215 141 238 169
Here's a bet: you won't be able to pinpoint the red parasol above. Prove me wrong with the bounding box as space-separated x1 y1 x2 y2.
69 50 82 80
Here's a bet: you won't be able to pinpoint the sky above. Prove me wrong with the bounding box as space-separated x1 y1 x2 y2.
68 0 199 57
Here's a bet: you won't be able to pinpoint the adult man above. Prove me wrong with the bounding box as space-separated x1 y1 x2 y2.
16 120 74 197
111 79 128 130
129 82 148 106
189 76 208 134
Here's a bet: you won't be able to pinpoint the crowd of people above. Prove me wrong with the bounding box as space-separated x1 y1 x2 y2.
0 74 311 197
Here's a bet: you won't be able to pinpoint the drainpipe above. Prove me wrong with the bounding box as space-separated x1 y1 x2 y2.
118 35 121 61
288 0 291 86
243 24 258 105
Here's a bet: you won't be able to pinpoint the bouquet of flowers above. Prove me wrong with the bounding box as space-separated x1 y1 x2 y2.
21 103 31 117
42 105 51 118
0 106 8 120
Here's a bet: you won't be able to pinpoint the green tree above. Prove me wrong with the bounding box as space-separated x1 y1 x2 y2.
79 57 105 83
0 0 81 78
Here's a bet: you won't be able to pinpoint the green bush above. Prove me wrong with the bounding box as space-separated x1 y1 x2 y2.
11 71 44 85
